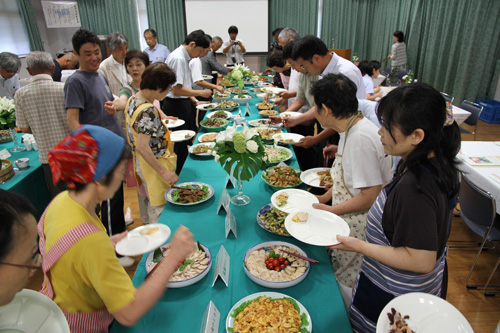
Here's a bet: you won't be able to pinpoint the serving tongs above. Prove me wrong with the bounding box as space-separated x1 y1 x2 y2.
171 185 199 190
261 246 320 264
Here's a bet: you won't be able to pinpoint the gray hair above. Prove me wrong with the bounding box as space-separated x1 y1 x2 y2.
0 52 21 72
26 51 54 73
213 36 223 44
278 28 300 43
107 32 128 51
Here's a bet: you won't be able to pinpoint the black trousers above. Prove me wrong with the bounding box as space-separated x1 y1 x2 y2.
162 97 196 174
99 184 125 236
42 163 67 199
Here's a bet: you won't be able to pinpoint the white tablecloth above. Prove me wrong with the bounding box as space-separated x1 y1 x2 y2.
458 141 500 213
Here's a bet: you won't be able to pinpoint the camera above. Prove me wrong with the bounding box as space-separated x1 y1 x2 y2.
234 41 239 45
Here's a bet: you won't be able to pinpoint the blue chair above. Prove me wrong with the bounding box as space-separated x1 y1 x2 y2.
459 100 483 140
459 174 500 294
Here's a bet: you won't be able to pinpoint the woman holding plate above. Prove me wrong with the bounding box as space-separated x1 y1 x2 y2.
310 74 392 309
40 124 194 332
124 62 178 224
331 83 460 332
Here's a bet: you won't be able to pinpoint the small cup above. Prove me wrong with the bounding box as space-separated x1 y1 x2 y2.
24 139 32 151
14 158 29 170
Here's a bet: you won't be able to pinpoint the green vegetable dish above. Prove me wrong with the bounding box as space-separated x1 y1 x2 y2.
257 205 290 236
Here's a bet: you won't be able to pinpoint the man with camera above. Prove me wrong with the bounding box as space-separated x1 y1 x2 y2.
222 25 246 66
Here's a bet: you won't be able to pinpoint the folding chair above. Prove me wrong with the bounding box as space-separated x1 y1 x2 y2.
459 100 483 140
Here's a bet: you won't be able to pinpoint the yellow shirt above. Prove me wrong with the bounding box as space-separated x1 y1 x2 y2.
42 191 136 314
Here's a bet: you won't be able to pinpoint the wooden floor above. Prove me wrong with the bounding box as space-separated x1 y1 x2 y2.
25 119 500 331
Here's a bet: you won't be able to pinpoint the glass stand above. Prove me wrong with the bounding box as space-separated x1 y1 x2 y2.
230 179 250 206
9 128 25 152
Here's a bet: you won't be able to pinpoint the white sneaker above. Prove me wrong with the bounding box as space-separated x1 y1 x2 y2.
118 256 135 267
124 207 133 226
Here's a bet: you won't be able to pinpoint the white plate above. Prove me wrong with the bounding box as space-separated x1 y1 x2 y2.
248 119 270 127
0 289 70 333
226 292 312 332
285 209 349 246
272 133 304 144
202 74 213 80
116 224 171 256
196 103 217 110
300 167 331 188
144 242 212 288
197 132 219 143
280 111 301 118
270 189 319 213
165 182 214 206
170 130 195 142
189 142 215 156
262 87 286 94
162 118 185 129
376 292 473 333
206 110 232 119
243 241 310 289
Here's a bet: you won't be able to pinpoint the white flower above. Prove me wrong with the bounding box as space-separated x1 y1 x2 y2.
214 154 220 163
211 150 216 156
246 140 258 153
263 155 267 161
232 70 243 81
402 75 408 80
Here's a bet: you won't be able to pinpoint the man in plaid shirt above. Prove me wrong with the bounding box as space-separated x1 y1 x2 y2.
15 51 71 197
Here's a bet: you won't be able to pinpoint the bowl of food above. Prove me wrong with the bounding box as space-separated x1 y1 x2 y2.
14 158 29 170
233 95 252 105
264 145 293 164
255 127 282 141
258 110 278 118
227 87 248 95
256 102 274 110
145 242 212 288
206 110 232 120
199 118 229 132
215 100 238 111
189 142 215 157
243 241 310 288
198 132 219 143
261 165 302 190
256 204 291 237
165 182 214 205
196 103 217 111
248 119 270 127
212 92 231 102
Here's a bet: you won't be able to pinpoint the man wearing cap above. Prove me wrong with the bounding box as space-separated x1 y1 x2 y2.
65 29 132 267
0 52 21 98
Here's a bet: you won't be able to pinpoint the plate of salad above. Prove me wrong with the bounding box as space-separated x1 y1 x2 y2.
165 182 214 205
226 292 312 333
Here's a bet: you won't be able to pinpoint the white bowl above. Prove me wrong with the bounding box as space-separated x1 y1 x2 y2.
243 241 310 289
212 94 231 102
233 95 252 105
14 158 29 169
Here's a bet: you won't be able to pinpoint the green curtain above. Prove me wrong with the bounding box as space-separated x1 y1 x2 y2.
16 0 44 51
320 0 500 103
78 0 140 50
270 0 318 41
145 0 185 51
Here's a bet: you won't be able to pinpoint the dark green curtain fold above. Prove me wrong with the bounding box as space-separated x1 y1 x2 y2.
320 0 500 103
145 0 185 51
78 0 140 50
16 0 44 51
270 0 318 40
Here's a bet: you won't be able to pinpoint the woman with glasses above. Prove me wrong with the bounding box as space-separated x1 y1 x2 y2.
0 190 40 306
39 124 194 332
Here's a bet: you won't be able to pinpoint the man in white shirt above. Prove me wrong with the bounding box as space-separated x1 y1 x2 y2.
163 30 212 173
0 52 21 99
222 26 246 66
143 29 171 63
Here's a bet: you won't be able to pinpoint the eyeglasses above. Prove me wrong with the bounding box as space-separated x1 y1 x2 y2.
299 59 314 71
0 252 42 274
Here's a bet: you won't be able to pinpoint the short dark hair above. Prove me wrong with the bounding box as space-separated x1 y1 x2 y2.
393 30 404 43
282 40 295 60
272 27 284 38
140 62 176 92
267 49 286 68
366 60 381 77
125 50 150 69
311 73 358 119
291 35 328 61
184 30 210 48
228 26 238 34
144 29 157 38
0 190 35 261
357 60 369 76
72 29 100 55
205 34 212 41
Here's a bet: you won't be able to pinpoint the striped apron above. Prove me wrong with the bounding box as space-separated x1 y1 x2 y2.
38 207 114 333
348 178 448 333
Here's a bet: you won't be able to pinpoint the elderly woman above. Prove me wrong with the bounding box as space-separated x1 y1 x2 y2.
0 52 22 98
39 124 194 332
124 62 178 224
310 74 392 308
333 83 461 332
0 190 39 306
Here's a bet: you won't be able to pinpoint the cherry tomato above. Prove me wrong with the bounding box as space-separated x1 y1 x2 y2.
274 267 280 271
278 257 285 264
273 259 279 266
268 264 274 270
284 260 290 265
280 264 285 269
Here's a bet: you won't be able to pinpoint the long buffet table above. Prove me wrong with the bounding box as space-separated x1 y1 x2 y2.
0 133 50 219
112 91 352 332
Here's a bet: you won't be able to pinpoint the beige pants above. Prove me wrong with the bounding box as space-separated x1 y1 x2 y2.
135 156 164 224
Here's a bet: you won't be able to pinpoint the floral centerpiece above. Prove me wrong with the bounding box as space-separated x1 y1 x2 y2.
0 97 16 143
210 124 267 205
226 64 252 97
402 70 415 84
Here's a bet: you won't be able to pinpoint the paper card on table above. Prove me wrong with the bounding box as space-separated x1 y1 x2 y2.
0 149 11 159
459 151 500 166
216 189 230 214
200 301 220 333
244 102 251 116
225 209 237 239
277 161 288 167
212 245 230 287
490 173 500 184
225 171 236 189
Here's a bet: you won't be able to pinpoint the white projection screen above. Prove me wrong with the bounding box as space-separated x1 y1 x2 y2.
184 0 269 54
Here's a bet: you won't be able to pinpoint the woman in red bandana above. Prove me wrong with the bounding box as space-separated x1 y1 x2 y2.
38 125 194 332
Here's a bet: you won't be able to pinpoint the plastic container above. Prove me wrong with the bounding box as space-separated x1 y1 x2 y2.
476 99 500 123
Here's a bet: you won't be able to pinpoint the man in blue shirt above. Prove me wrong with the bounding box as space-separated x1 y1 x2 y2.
143 29 170 63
